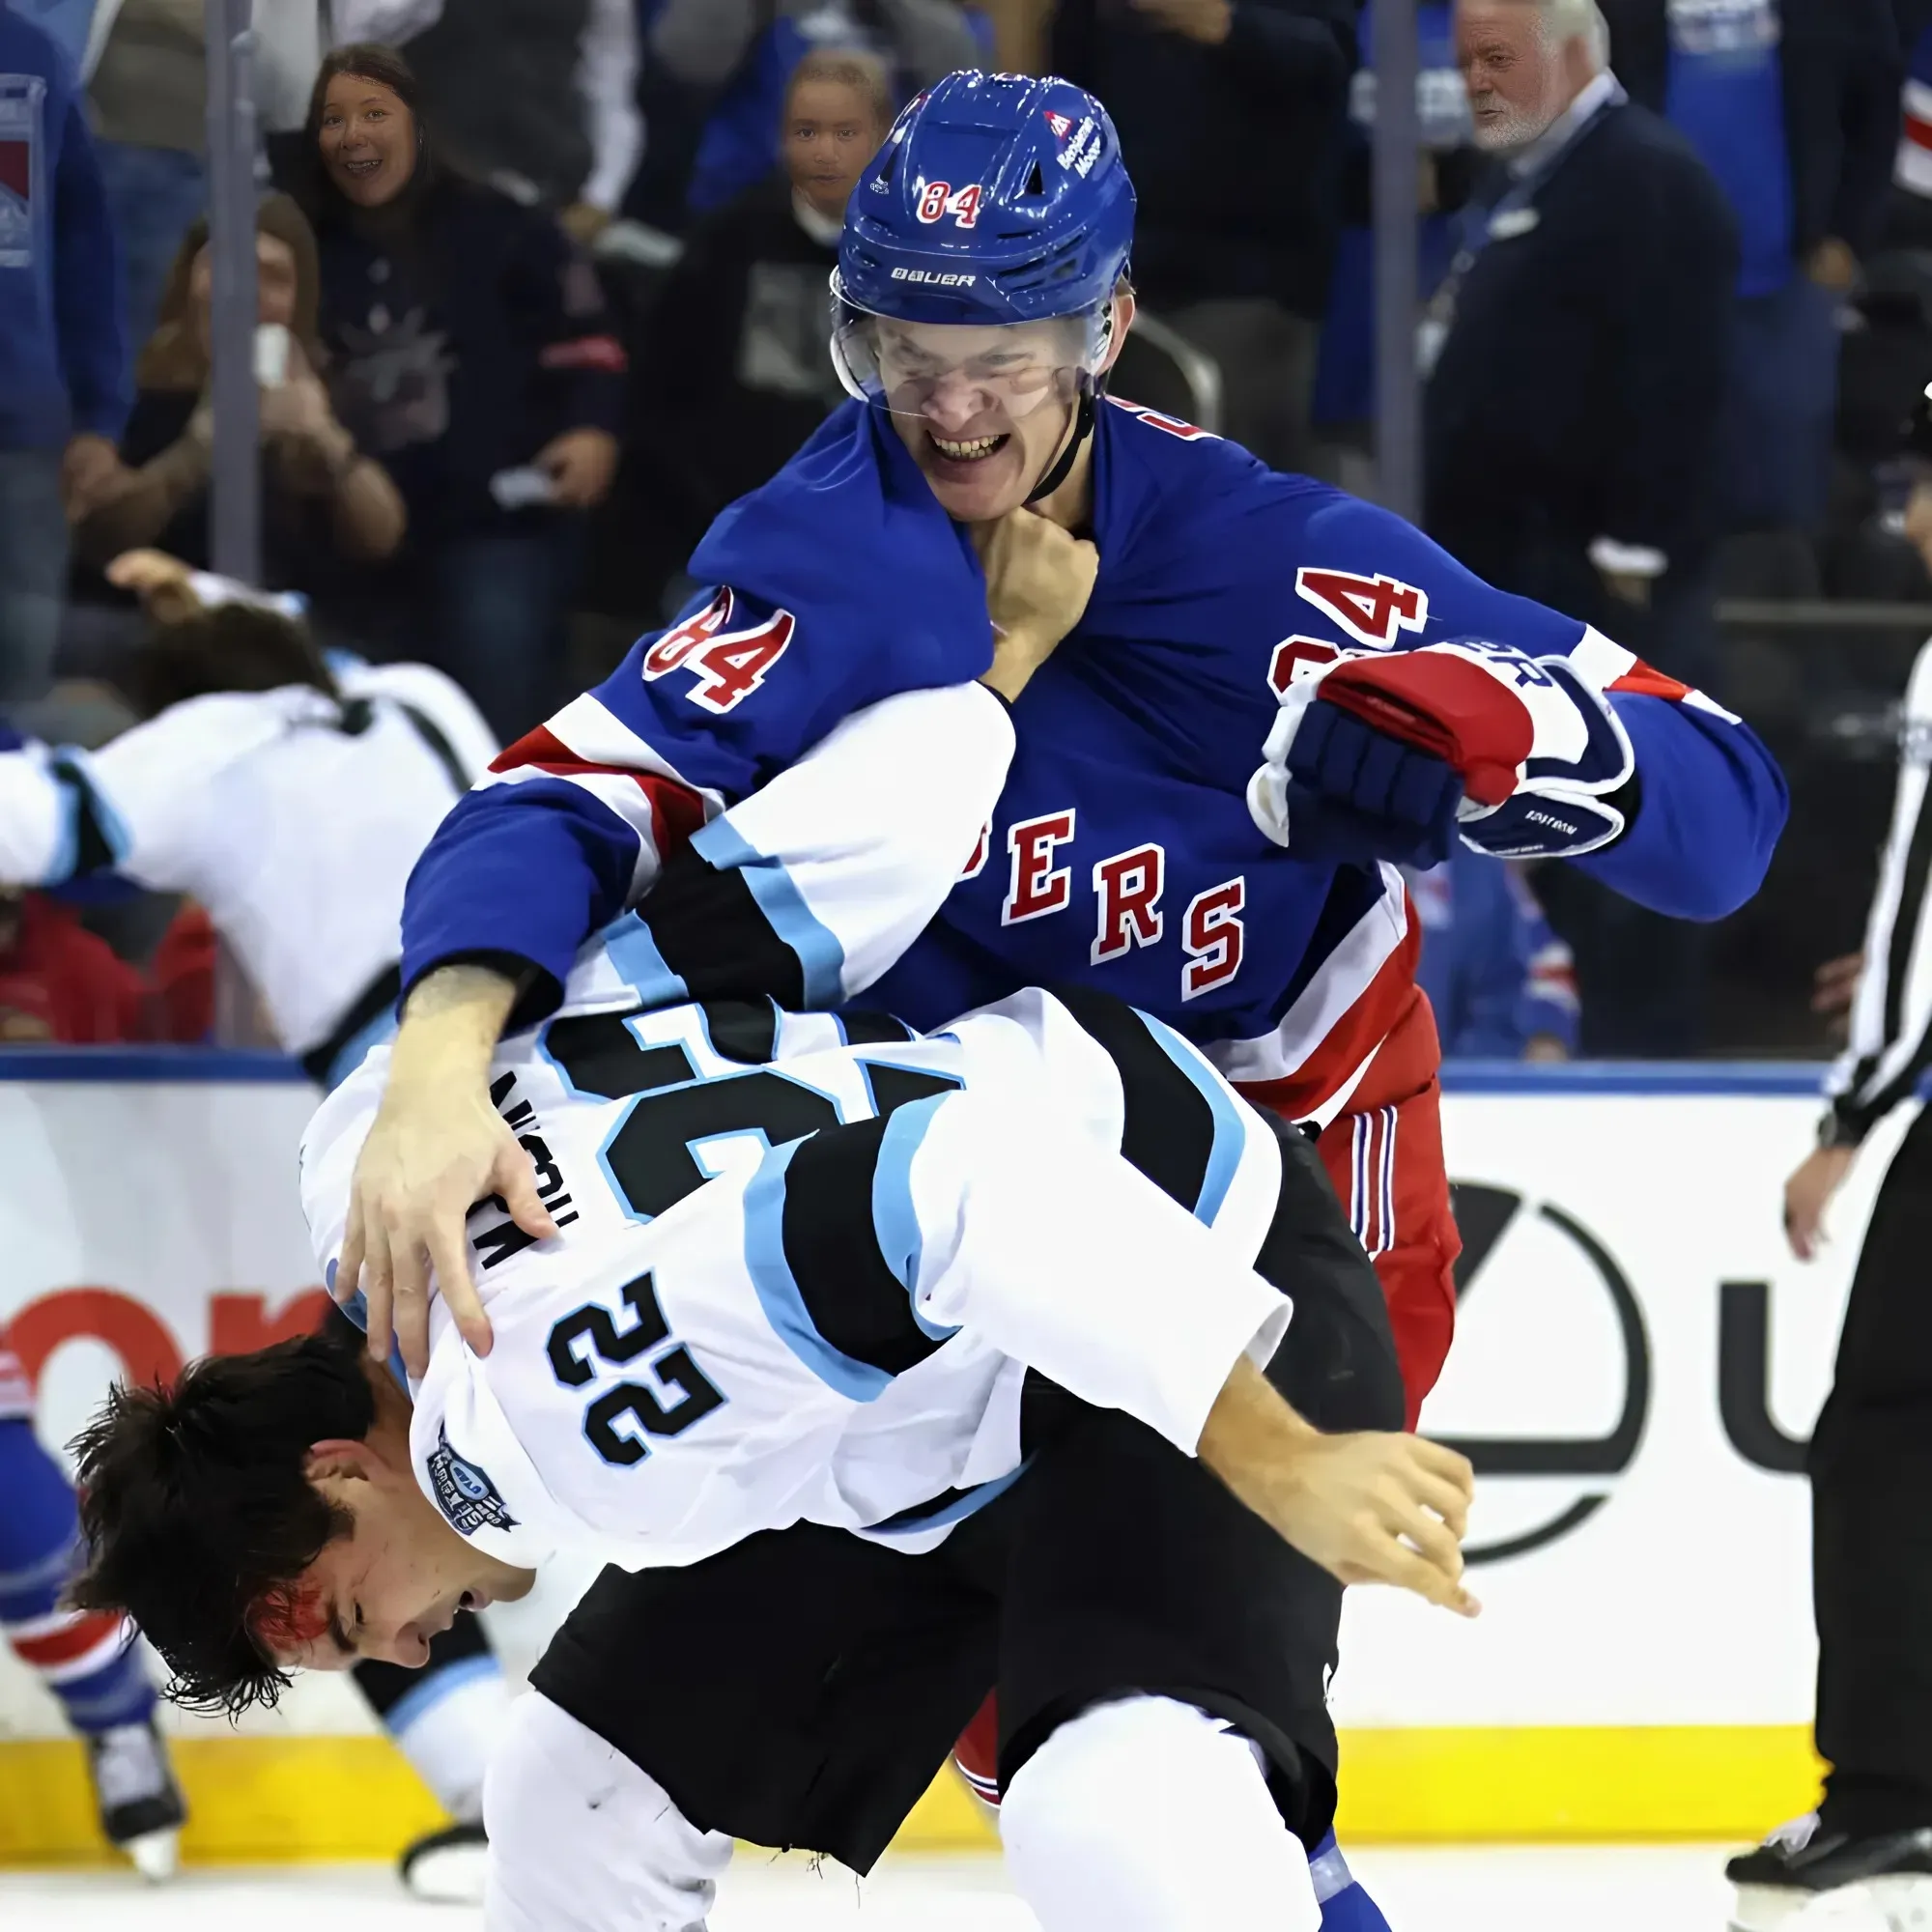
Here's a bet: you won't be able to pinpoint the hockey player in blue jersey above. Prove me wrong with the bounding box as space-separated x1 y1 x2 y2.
332 71 1787 1927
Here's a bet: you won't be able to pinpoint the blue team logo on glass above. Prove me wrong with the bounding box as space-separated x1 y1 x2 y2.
426 1425 519 1536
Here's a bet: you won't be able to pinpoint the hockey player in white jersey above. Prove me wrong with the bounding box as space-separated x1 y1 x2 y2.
69 674 1477 1931
0 551 515 1891
0 552 496 1085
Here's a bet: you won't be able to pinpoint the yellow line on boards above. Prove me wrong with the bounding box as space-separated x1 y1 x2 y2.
0 1726 1823 1865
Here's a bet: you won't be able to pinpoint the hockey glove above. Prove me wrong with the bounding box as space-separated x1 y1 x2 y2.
1247 641 1634 865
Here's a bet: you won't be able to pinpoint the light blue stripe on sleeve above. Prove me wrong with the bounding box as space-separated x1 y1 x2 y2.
1138 1011 1248 1228
869 1093 959 1342
600 909 690 1009
52 750 132 876
742 1138 894 1402
863 1461 1029 1541
692 817 846 1007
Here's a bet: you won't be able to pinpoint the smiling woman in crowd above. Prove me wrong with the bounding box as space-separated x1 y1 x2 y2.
297 43 629 741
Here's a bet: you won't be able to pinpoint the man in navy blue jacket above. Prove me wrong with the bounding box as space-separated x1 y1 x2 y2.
1601 0 1904 534
0 1 127 712
1427 0 1741 1054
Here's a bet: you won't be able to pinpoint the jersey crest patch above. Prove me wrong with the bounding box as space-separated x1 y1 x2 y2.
427 1425 519 1536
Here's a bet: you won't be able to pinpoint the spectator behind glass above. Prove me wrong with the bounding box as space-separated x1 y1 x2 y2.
639 0 981 231
1602 0 1903 539
1050 0 1359 476
1427 0 1739 1058
639 49 894 569
1404 849 1579 1060
75 194 408 607
1312 0 1477 468
298 43 627 741
0 3 128 717
387 0 642 240
80 0 209 354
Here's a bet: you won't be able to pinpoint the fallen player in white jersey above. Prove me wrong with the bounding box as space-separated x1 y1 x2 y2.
71 966 1474 1932
71 668 1476 1930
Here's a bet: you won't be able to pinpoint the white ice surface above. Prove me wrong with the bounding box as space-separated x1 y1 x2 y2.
0 1844 1744 1931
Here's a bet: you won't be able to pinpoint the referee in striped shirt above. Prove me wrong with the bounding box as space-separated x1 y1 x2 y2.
1730 390 1932 1920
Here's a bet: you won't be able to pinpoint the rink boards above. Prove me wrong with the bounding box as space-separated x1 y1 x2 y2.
0 1053 1884 1860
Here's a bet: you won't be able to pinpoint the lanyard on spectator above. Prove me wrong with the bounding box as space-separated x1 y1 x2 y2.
1417 83 1623 379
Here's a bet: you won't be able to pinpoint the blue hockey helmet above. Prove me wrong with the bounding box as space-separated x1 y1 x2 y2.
831 71 1136 416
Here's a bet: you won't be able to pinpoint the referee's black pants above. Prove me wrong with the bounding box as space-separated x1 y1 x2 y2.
1812 1106 1932 1833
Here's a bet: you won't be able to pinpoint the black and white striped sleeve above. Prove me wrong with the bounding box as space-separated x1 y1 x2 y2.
1827 639 1932 1145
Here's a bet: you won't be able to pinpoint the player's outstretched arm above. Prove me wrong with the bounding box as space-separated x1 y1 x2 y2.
1199 1358 1478 1616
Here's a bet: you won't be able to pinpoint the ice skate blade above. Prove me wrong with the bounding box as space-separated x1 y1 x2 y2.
125 1827 180 1884
403 1837 488 1905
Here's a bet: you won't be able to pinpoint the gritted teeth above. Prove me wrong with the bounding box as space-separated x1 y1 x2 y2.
930 433 1007 461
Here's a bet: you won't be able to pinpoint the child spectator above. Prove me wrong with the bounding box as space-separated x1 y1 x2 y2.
638 48 894 566
640 0 981 229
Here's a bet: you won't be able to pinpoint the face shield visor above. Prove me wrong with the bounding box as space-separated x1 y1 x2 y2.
830 281 1116 438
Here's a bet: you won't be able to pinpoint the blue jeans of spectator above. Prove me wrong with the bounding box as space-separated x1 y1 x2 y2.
93 142 205 351
0 449 70 714
1719 274 1839 534
431 523 578 744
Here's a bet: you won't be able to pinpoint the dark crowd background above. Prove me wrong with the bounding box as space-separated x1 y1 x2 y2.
6 0 1932 1062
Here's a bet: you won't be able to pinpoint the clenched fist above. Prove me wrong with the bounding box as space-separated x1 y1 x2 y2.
973 507 1099 702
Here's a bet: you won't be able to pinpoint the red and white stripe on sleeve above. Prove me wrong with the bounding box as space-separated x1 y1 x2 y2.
482 692 724 905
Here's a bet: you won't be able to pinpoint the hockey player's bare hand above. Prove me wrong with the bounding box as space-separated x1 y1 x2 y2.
1784 1144 1855 1263
973 508 1098 700
1200 1362 1478 1616
333 965 553 1376
1269 1430 1479 1615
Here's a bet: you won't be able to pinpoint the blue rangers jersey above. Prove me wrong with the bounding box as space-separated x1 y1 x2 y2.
304 682 1293 1569
403 396 1787 1120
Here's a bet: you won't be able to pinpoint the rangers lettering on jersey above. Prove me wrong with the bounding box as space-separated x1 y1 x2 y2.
400 396 1787 1130
1093 844 1165 964
1004 810 1076 925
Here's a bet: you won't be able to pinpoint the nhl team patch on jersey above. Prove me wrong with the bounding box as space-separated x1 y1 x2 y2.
426 1425 518 1536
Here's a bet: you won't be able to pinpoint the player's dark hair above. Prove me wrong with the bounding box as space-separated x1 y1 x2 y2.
128 601 338 719
299 43 443 225
69 1328 377 1716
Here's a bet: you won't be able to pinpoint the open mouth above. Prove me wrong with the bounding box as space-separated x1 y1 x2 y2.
339 156 383 181
927 430 1009 465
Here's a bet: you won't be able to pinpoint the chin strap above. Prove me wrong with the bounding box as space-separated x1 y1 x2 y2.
1025 389 1097 506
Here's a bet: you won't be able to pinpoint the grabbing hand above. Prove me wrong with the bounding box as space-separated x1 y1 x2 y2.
335 1072 557 1377
973 508 1098 702
332 967 554 1376
536 428 620 509
1784 1144 1855 1263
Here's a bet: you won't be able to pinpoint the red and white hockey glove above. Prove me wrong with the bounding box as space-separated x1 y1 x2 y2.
1247 640 1635 865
